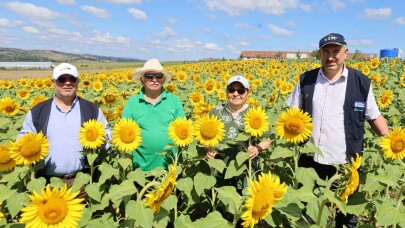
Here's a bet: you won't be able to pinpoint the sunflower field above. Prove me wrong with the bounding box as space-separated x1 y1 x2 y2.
0 57 405 227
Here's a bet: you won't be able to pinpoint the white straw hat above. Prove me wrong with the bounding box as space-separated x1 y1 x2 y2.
132 58 172 83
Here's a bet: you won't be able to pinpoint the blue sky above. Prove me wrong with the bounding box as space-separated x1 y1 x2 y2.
0 0 404 61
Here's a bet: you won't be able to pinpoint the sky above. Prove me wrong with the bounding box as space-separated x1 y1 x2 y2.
0 0 404 61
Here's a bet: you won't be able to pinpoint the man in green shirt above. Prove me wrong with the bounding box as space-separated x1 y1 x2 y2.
122 59 185 172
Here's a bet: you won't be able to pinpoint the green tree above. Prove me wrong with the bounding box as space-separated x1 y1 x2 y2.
352 49 363 61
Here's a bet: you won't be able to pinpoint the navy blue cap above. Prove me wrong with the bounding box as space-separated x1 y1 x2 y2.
319 33 347 48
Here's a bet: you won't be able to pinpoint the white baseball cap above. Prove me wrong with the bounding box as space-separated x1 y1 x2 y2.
227 75 249 89
52 63 78 80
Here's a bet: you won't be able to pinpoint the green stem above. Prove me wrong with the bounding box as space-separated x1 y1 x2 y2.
293 144 299 189
316 198 328 225
211 188 217 211
248 137 252 180
396 184 405 209
137 181 160 201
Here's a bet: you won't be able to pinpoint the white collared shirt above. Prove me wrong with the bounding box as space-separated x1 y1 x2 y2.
287 67 381 164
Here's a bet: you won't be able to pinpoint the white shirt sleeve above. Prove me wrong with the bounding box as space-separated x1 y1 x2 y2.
365 85 381 120
287 83 302 108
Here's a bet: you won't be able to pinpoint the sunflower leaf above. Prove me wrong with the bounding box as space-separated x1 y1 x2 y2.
270 146 294 159
7 191 28 218
215 186 242 214
174 214 194 228
126 200 154 228
235 132 250 142
118 158 132 170
194 172 216 196
127 168 146 187
71 172 91 193
107 180 137 207
26 177 46 193
236 152 249 166
177 177 194 201
207 158 226 173
300 141 322 156
224 160 246 179
375 198 405 226
85 183 102 202
193 211 232 228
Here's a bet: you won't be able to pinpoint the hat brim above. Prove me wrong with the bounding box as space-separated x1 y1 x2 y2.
319 42 346 49
132 68 172 83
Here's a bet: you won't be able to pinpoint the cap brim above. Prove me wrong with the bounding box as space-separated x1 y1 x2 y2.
319 42 346 49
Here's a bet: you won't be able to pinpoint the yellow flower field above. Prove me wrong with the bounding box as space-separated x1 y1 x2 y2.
0 57 404 227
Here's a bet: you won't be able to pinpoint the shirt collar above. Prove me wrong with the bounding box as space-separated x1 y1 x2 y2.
319 65 348 82
139 87 167 102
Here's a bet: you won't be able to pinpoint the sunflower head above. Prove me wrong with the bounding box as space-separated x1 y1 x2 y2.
168 117 194 147
241 172 287 228
377 90 394 109
0 97 21 116
275 107 313 144
78 119 107 150
20 184 85 227
9 132 49 165
338 154 362 202
112 118 142 153
243 106 269 137
381 127 405 160
144 164 177 213
0 143 16 171
194 114 225 147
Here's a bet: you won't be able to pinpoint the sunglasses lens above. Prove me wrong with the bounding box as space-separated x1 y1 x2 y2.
228 88 246 94
57 76 77 83
144 73 164 79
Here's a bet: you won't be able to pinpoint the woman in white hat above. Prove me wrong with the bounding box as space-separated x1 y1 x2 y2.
121 59 185 172
205 75 271 190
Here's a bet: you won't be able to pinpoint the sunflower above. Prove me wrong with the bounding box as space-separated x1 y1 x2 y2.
9 132 49 165
168 117 194 147
189 92 204 106
275 107 313 144
101 91 119 106
102 109 114 122
267 90 279 106
377 90 393 109
400 73 405 87
20 184 85 228
16 89 31 100
18 77 30 87
164 83 178 93
381 127 405 160
241 172 288 228
30 94 47 108
0 143 16 171
92 80 103 92
243 106 269 138
176 71 187 82
112 118 142 153
339 154 362 202
203 79 216 94
78 119 106 150
144 164 177 213
192 102 213 119
217 90 227 101
194 115 225 147
0 97 21 116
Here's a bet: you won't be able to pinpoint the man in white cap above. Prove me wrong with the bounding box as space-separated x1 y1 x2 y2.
287 33 388 227
122 59 185 172
18 63 111 195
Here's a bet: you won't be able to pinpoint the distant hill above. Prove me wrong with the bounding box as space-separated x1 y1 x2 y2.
0 47 143 62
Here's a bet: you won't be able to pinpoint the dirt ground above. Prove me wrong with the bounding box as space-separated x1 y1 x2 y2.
0 69 116 80
0 70 53 79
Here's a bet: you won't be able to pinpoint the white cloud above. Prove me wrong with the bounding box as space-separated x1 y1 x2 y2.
157 26 176 38
56 0 76 5
22 26 40 34
268 24 293 36
81 5 111 18
90 31 131 45
204 43 223 51
168 17 177 24
166 38 202 53
331 0 346 11
3 2 62 20
128 8 147 20
239 41 250 46
234 23 253 29
94 0 142 4
394 17 405 25
205 0 299 16
198 27 211 32
364 8 391 19
348 39 373 46
227 44 240 55
300 3 311 12
0 18 24 27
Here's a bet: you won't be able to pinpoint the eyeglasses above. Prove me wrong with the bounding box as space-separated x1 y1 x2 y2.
57 76 78 83
227 88 247 95
143 73 164 79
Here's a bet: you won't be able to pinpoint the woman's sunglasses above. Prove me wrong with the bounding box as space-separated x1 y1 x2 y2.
143 73 164 79
227 88 247 95
57 76 78 83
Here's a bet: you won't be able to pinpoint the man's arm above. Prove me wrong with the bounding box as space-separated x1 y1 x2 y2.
367 115 389 137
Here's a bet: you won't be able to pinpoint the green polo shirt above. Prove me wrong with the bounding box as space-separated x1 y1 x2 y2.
121 88 185 172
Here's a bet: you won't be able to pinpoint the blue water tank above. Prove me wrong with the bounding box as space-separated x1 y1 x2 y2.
380 48 399 58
